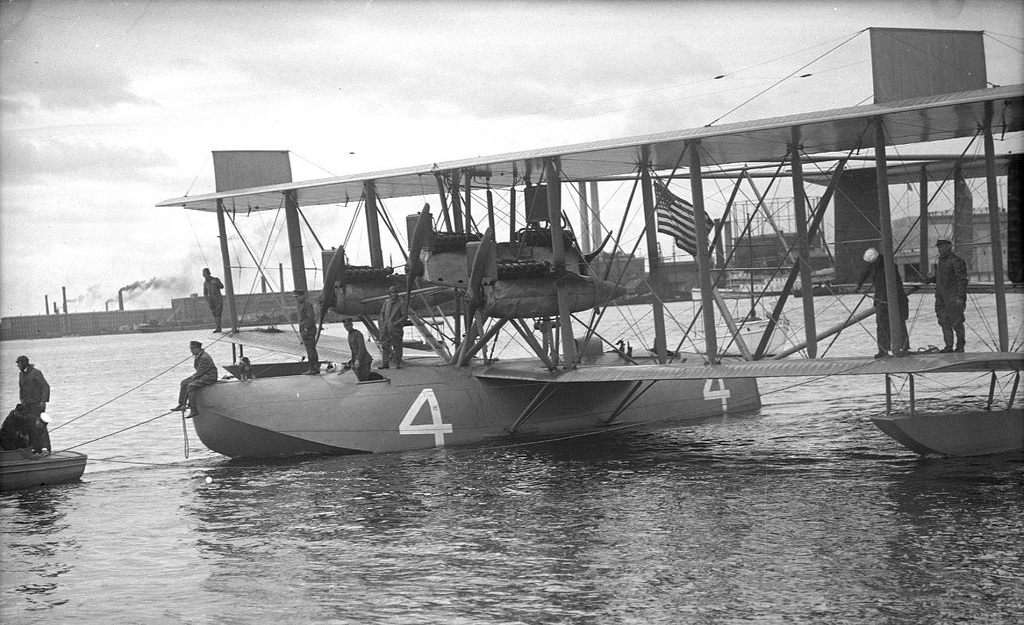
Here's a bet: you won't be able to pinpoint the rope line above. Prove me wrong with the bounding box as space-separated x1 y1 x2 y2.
61 411 179 451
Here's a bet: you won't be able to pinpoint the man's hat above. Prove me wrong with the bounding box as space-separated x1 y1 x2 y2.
863 248 879 263
15 355 28 364
293 289 305 295
189 340 202 348
935 238 952 246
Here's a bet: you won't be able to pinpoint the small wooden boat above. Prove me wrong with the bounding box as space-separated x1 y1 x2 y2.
0 449 87 492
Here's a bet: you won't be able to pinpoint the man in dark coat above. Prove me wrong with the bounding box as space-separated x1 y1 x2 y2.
342 318 382 382
378 286 407 369
1 405 33 451
172 341 218 418
296 290 320 374
202 268 224 332
16 355 51 453
928 239 969 352
855 248 910 358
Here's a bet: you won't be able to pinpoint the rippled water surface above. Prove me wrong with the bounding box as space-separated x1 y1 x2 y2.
2 296 1022 623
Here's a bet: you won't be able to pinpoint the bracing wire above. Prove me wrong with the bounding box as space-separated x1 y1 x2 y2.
706 29 867 126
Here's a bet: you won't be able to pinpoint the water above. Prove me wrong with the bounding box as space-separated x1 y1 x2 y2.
2 295 1022 623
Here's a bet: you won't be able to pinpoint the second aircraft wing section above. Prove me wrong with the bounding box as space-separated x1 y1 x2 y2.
474 352 1024 383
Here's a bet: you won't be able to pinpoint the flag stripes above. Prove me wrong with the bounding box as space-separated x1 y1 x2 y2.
655 181 714 255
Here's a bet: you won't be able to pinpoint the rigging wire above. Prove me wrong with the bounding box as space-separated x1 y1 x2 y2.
501 29 867 126
705 28 867 126
50 341 226 433
182 153 211 197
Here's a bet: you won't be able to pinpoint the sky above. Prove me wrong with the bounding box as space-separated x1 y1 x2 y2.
1 0 1022 317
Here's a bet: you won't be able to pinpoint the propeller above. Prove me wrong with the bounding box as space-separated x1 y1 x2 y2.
583 231 614 265
466 227 495 322
317 246 346 339
405 203 431 298
459 227 495 365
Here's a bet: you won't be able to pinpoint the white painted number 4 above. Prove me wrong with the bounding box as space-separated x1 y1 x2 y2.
399 388 453 446
703 379 730 414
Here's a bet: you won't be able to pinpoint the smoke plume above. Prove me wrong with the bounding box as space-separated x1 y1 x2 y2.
119 276 189 296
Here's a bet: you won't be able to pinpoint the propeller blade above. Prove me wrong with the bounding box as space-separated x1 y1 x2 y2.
583 231 613 264
318 247 346 332
466 227 495 320
406 203 431 294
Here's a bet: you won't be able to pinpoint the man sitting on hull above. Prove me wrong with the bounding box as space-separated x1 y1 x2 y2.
171 341 218 418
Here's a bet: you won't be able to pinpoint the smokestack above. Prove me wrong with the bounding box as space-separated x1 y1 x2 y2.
279 263 285 293
53 302 59 314
45 295 50 315
62 287 68 314
118 289 125 311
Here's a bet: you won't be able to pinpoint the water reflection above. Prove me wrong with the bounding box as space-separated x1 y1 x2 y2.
1 484 81 610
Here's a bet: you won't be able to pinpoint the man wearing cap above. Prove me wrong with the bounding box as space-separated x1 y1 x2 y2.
202 268 224 332
928 239 969 352
378 286 407 369
855 248 910 358
342 318 381 382
172 341 218 418
295 290 320 374
16 355 51 453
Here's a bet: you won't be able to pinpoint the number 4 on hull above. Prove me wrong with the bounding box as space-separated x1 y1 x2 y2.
399 388 453 446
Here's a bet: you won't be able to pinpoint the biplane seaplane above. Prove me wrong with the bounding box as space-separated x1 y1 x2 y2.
158 28 1023 459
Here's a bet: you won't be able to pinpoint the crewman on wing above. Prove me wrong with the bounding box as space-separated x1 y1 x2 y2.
927 238 969 353
378 286 407 369
172 341 218 418
15 355 51 454
855 248 910 358
295 290 320 374
202 268 224 332
342 318 383 382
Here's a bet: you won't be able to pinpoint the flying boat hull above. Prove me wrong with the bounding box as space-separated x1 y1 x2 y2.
191 361 760 458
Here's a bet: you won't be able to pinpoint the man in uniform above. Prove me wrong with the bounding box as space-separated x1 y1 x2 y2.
342 318 382 382
296 290 320 374
172 341 218 418
378 286 407 369
928 238 969 353
202 268 224 332
16 355 51 454
855 248 910 358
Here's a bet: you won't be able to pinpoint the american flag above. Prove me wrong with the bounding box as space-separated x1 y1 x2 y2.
655 181 714 256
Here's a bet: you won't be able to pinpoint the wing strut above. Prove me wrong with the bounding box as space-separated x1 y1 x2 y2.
508 382 561 434
602 380 657 425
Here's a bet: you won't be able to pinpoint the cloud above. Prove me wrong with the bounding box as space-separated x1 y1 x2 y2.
0 135 174 186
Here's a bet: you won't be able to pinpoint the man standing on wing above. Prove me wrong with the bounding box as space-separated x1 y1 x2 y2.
296 290 320 374
928 239 969 353
378 286 407 369
202 268 224 332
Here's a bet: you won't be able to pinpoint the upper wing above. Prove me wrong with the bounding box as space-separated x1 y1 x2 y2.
157 85 1023 212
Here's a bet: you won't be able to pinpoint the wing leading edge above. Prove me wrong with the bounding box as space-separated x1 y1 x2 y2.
474 352 1024 382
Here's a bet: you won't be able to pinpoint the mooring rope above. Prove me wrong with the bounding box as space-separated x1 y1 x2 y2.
61 410 178 452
